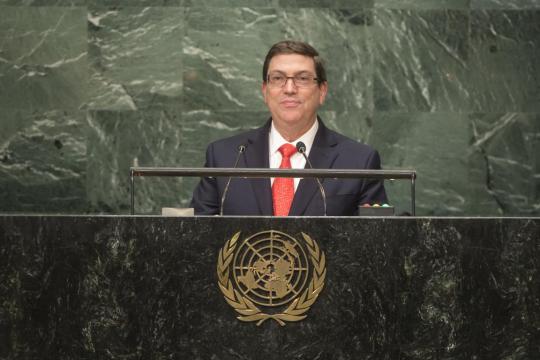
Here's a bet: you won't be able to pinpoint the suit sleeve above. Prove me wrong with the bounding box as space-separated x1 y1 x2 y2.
190 143 220 215
357 149 388 206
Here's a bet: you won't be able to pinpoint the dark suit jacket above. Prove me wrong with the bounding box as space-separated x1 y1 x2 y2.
191 118 387 216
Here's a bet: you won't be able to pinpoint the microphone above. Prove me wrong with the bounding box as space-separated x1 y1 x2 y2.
296 141 327 216
220 144 246 216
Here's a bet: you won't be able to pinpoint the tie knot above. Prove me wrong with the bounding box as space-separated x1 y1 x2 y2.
278 143 297 158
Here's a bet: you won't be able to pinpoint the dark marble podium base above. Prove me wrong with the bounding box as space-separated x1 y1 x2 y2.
0 216 539 359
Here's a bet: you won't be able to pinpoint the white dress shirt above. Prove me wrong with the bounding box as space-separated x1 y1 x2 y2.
269 119 319 191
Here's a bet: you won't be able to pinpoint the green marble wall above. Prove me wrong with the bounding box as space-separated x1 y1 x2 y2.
0 0 539 215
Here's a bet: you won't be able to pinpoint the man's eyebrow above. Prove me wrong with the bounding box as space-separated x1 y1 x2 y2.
268 70 314 75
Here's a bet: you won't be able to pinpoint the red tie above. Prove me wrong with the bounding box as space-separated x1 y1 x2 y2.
272 143 297 216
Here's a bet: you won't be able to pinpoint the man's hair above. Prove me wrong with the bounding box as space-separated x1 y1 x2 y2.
262 40 327 85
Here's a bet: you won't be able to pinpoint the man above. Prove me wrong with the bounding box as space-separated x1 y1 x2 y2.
191 40 387 216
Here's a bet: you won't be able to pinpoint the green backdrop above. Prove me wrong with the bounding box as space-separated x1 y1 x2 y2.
0 0 539 215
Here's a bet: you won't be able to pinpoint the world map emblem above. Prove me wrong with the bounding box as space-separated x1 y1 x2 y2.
217 230 326 326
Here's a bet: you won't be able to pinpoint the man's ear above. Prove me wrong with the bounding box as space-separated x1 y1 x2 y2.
318 81 328 105
261 82 268 104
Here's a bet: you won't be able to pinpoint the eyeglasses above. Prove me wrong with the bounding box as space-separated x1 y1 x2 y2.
266 73 319 88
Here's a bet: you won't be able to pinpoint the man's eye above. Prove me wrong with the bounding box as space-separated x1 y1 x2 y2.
298 76 311 82
271 75 285 82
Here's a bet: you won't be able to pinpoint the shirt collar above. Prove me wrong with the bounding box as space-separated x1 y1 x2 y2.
269 118 319 156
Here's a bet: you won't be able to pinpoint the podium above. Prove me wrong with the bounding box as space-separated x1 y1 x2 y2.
1 215 538 359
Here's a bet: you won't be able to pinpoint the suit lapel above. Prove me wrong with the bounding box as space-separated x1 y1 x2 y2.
289 119 339 216
245 120 273 215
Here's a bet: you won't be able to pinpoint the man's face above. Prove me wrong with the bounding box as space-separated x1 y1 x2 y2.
262 54 327 136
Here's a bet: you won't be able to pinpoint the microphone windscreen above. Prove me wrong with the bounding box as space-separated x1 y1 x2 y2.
295 141 306 153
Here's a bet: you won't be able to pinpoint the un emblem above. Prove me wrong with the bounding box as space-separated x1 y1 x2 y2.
217 230 326 326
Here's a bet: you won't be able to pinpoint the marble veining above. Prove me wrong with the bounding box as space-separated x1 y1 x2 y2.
0 216 538 359
0 1 539 216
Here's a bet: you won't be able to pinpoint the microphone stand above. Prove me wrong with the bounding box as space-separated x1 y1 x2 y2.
220 145 246 216
296 142 327 216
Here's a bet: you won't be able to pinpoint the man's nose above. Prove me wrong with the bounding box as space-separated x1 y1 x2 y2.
283 77 298 94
